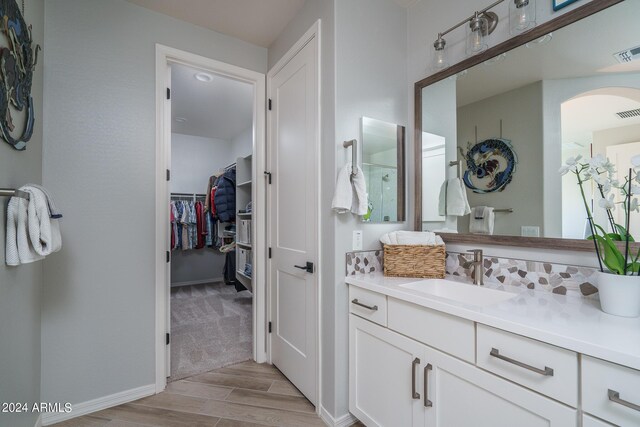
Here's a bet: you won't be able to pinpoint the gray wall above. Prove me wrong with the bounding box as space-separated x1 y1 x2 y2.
457 82 543 236
268 0 408 418
0 2 45 427
42 0 267 406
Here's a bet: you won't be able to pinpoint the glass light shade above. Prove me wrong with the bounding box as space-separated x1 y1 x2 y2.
432 38 449 71
466 14 488 55
510 0 536 34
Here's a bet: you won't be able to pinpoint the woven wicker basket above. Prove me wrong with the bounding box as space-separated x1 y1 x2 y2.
383 244 446 279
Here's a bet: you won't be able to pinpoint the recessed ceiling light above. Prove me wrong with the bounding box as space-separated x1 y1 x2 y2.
194 72 214 82
175 117 187 123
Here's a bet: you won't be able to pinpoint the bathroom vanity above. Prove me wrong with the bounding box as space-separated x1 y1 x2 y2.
346 274 640 427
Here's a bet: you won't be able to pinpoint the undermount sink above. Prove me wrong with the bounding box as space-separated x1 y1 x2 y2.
400 279 515 307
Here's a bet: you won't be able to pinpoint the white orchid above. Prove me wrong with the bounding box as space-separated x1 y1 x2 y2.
599 193 616 211
589 154 607 169
559 155 582 175
632 185 640 196
632 198 640 213
592 173 610 187
631 154 640 169
601 180 612 194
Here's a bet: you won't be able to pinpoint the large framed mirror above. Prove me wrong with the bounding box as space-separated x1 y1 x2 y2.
415 0 640 250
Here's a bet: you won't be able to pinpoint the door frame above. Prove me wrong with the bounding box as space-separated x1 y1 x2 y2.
266 20 322 410
154 44 267 392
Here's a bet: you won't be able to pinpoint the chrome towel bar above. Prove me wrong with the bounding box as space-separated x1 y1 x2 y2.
0 188 30 200
343 139 357 177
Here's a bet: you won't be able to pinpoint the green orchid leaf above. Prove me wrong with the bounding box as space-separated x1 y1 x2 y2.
627 262 640 274
614 223 635 242
593 225 625 274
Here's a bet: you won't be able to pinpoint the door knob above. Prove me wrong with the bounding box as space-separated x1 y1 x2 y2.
294 262 314 273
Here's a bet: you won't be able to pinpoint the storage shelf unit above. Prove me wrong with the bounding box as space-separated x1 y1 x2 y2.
236 154 253 293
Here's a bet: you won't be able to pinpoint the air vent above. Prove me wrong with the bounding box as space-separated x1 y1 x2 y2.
616 108 640 119
614 45 640 63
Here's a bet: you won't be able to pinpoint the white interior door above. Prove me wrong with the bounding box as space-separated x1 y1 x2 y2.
267 29 319 405
165 63 172 378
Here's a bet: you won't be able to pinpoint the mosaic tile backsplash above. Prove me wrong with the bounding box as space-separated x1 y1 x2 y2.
346 249 599 299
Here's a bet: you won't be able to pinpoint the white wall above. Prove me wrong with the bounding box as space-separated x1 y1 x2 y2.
457 82 543 236
230 126 253 161
0 2 44 427
42 0 267 407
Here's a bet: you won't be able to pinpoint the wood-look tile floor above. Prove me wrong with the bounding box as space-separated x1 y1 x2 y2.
52 361 354 427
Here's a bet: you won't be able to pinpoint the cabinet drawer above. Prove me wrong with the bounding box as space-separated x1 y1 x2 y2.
349 286 387 326
583 356 640 426
582 415 615 427
477 324 578 407
387 297 474 363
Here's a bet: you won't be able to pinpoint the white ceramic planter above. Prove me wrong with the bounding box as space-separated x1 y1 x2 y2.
596 271 640 318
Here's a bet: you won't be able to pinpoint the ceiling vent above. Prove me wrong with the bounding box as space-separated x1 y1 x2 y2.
614 45 640 63
616 108 640 119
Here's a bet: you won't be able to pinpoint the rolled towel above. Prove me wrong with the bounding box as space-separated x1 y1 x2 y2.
332 162 353 214
350 165 368 216
380 231 444 246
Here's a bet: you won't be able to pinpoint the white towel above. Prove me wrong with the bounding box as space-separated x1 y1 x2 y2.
438 180 447 216
350 165 368 216
469 206 495 235
445 178 471 216
332 162 353 214
6 185 62 266
380 231 444 246
331 162 368 216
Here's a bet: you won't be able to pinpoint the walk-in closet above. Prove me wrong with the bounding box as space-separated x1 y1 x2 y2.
168 63 255 381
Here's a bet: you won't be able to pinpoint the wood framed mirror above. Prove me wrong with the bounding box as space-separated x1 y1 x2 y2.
414 0 640 252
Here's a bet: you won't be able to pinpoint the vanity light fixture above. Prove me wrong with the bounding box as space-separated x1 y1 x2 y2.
194 72 214 82
510 0 537 35
431 0 503 69
526 32 553 48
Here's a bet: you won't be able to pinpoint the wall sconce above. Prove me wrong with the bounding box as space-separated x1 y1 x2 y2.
432 34 449 71
510 0 536 34
430 0 537 71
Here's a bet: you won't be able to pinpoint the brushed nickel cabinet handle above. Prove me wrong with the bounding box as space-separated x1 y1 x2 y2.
424 363 433 408
412 358 421 399
490 348 554 376
609 389 640 412
351 299 378 311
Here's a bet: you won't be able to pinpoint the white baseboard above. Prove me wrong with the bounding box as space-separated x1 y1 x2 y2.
34 414 42 427
41 384 155 426
319 406 359 427
170 277 223 287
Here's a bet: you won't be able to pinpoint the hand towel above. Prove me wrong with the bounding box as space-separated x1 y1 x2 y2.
332 162 353 214
6 185 62 266
380 231 444 246
350 164 368 216
445 178 471 217
438 180 447 216
469 206 495 235
29 183 63 218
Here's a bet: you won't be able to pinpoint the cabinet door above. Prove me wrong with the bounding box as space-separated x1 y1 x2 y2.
423 345 577 427
350 315 424 427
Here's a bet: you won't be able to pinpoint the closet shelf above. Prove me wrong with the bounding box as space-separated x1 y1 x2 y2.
237 242 252 249
237 180 252 187
237 212 252 218
236 270 252 280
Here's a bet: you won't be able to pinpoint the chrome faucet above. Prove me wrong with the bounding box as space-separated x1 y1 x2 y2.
467 249 484 286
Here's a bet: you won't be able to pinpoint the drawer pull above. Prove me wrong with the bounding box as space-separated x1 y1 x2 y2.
411 358 421 399
609 389 640 412
490 348 554 376
424 363 433 408
351 299 378 311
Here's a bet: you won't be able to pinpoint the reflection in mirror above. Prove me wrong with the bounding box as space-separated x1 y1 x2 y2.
361 117 405 222
419 0 640 240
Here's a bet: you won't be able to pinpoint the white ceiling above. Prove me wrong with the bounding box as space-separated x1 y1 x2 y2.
125 0 305 47
171 63 253 140
562 90 640 148
456 0 640 107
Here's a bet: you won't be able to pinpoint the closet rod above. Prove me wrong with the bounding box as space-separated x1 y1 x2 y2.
171 192 206 197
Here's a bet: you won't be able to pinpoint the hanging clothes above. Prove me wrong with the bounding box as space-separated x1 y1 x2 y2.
195 201 205 249
214 167 236 222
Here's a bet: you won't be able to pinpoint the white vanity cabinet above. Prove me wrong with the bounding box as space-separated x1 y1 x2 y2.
350 314 577 427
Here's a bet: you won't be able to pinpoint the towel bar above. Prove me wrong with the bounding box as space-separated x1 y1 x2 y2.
343 139 357 177
0 188 30 200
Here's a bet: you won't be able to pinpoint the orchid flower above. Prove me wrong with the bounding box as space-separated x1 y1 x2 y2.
632 198 640 213
599 193 616 211
631 154 640 169
559 155 582 176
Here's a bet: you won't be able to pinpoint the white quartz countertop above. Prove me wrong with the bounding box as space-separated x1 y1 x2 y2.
346 273 640 371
